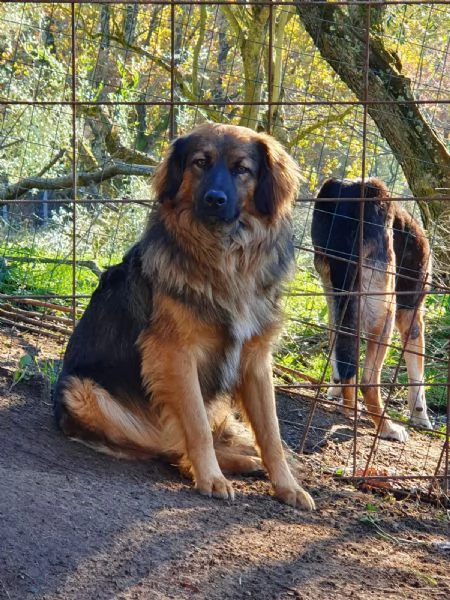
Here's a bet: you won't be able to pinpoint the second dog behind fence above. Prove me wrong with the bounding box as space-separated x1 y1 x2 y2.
312 177 433 442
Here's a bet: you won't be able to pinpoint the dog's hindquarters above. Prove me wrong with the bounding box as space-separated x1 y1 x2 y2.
57 374 264 473
56 375 171 458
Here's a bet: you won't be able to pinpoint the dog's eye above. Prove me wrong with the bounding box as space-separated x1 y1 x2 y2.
193 158 208 169
232 165 250 176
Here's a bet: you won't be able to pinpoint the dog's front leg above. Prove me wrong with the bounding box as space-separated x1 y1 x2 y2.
140 333 234 501
238 335 315 510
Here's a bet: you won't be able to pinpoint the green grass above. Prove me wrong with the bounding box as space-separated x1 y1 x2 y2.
1 243 104 308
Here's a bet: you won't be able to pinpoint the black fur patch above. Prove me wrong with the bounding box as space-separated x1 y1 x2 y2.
393 212 429 309
158 137 188 201
54 244 152 416
253 141 275 215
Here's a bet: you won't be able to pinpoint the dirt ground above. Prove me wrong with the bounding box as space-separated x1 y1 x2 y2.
1 326 449 600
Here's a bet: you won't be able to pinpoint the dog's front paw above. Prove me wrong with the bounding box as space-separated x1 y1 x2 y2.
379 420 409 443
196 473 235 501
274 485 316 511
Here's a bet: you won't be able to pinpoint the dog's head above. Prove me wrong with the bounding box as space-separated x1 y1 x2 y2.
153 124 301 228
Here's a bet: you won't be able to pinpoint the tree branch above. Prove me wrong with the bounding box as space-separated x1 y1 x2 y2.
192 5 207 98
0 161 155 201
219 6 244 38
87 32 230 124
35 148 67 178
0 138 24 152
3 256 103 278
288 107 355 150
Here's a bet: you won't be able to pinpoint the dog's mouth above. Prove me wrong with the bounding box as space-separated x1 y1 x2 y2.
198 210 241 229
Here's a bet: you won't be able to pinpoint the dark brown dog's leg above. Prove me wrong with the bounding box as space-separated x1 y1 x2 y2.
237 333 315 510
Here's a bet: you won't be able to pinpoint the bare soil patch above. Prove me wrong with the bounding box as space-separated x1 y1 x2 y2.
1 327 449 600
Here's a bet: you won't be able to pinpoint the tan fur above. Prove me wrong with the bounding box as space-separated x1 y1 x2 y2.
395 309 430 426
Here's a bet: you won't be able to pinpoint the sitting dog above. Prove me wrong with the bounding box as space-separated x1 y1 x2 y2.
54 123 315 510
312 177 432 441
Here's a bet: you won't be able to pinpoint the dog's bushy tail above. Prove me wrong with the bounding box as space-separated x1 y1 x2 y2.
56 378 260 468
56 376 171 459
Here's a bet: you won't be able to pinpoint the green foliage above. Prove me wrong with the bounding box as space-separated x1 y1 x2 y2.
11 352 59 389
0 202 150 305
11 353 34 386
277 261 330 383
1 2 447 196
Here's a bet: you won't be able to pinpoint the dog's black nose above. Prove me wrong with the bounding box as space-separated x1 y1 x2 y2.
204 190 227 207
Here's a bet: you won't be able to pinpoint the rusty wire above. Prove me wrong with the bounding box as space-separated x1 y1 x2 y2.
0 0 448 501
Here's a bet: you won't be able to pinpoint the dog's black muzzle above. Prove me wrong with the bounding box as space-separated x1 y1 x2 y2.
195 162 239 225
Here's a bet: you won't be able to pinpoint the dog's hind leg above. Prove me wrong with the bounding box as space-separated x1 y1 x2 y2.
215 449 264 474
360 310 409 443
209 404 264 474
396 308 432 429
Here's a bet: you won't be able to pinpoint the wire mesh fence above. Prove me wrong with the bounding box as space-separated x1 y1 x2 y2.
0 1 449 504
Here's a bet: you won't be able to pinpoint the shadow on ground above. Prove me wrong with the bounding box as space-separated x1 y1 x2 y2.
1 372 449 600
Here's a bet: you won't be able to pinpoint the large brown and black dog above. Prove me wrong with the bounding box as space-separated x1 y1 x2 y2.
312 177 432 442
54 123 315 510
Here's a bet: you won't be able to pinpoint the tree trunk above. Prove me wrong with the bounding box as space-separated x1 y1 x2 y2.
295 2 450 232
212 9 230 103
124 2 139 45
239 6 270 129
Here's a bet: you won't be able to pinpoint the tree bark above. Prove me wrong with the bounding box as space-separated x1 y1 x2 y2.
123 2 139 45
238 6 270 128
212 9 231 103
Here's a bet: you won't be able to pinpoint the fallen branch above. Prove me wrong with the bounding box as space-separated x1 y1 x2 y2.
274 362 322 385
0 161 155 200
0 294 77 315
0 302 73 326
0 315 66 340
0 307 71 336
273 365 296 384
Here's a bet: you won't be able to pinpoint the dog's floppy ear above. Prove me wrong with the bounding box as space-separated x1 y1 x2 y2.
254 135 301 217
153 136 188 202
